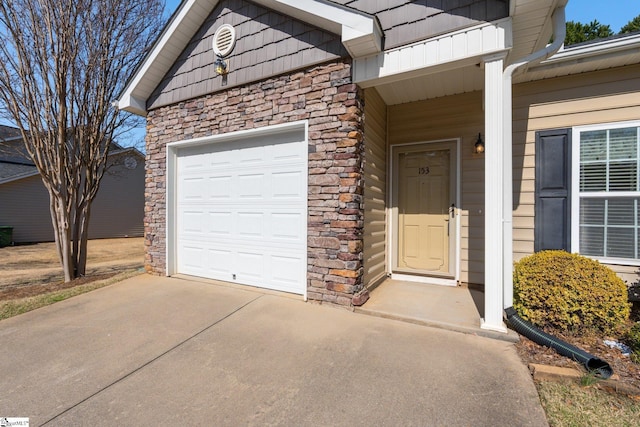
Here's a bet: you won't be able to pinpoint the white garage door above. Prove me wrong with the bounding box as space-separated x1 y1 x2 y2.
174 127 307 295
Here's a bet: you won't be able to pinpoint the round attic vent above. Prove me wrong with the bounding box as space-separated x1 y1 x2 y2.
213 24 236 57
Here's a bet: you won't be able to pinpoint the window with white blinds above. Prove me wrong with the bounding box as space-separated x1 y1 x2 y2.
575 123 640 261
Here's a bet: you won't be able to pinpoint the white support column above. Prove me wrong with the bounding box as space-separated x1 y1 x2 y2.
481 52 508 333
502 76 514 310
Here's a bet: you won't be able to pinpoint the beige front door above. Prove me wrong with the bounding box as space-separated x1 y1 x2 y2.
394 142 457 277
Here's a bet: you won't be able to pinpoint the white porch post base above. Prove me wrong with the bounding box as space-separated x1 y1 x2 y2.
480 318 508 333
481 52 508 333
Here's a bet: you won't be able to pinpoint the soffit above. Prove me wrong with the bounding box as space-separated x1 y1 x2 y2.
508 0 568 63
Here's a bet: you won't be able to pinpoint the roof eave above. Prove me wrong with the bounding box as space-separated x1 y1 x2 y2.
0 169 39 185
516 33 640 82
540 33 640 65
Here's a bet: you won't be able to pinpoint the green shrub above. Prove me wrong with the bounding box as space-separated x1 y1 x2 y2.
513 250 630 335
627 322 640 364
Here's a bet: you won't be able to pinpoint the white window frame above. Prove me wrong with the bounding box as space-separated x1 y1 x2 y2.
571 120 640 266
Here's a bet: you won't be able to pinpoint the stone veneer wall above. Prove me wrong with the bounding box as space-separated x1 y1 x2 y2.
145 59 369 307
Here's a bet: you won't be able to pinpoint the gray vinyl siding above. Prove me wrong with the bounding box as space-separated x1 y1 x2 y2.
0 154 144 243
388 91 485 286
88 153 145 240
148 0 348 110
363 88 387 287
0 174 52 243
513 64 640 284
330 0 509 49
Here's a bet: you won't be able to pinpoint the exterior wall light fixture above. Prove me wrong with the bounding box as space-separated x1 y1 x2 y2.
474 133 485 154
214 55 228 76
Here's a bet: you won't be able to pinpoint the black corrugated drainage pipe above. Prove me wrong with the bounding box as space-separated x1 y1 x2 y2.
505 307 613 379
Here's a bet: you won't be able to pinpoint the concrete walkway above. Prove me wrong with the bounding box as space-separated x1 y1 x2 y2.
358 279 519 341
0 275 547 426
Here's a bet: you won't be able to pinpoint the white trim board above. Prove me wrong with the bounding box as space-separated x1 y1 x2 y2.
354 19 512 87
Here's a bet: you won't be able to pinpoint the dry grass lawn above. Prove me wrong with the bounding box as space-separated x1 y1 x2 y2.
0 237 144 300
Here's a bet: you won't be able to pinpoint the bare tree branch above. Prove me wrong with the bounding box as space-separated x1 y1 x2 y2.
0 0 164 280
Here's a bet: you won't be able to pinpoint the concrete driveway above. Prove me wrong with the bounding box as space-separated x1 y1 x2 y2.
0 275 548 426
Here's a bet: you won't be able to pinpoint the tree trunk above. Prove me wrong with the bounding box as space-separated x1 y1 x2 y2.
53 194 74 283
75 204 91 277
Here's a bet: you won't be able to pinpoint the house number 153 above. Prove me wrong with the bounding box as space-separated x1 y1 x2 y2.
418 167 430 175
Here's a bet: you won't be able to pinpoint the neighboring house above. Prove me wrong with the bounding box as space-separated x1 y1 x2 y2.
0 125 145 243
118 0 640 333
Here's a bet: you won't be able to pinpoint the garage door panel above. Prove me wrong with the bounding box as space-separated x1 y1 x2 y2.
237 212 264 237
180 245 206 273
208 211 232 235
236 252 265 279
208 176 233 199
271 212 303 240
238 173 266 199
209 150 234 167
272 171 303 198
175 126 307 295
272 139 305 161
238 145 267 164
180 211 206 233
178 152 209 170
181 177 207 201
271 255 303 283
206 248 234 276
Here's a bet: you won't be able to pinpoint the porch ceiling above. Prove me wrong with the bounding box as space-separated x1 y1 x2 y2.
374 65 484 106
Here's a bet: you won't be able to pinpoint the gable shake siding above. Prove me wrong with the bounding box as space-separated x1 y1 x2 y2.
146 59 368 306
148 0 347 110
329 0 508 49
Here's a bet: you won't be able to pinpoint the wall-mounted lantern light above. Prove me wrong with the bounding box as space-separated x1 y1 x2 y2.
474 133 485 154
214 55 228 76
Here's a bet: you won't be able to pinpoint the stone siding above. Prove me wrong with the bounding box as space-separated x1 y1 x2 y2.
145 59 367 307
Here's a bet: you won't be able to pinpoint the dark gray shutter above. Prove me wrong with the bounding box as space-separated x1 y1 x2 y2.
535 129 571 252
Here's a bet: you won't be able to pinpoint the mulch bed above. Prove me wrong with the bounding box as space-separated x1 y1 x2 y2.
0 273 117 301
514 302 640 393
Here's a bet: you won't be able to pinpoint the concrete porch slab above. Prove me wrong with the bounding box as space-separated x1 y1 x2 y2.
355 279 519 342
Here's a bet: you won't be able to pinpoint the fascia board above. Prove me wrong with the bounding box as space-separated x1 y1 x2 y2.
542 35 640 65
117 0 219 115
253 0 382 56
523 34 640 77
108 147 146 160
0 169 39 185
